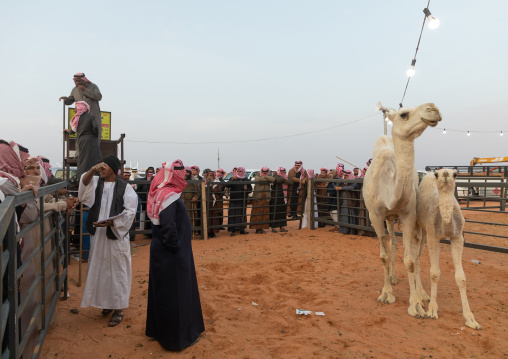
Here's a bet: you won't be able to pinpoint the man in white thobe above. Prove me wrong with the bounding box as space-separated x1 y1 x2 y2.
78 155 137 327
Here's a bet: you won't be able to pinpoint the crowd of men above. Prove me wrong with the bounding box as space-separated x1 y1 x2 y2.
0 72 375 355
124 159 373 239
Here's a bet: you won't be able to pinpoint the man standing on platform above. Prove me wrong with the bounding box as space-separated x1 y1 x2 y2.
59 73 103 142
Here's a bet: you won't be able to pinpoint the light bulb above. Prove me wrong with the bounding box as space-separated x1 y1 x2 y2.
423 8 440 30
385 117 389 122
467 131 471 136
428 17 440 29
501 131 504 136
406 59 416 77
443 129 446 134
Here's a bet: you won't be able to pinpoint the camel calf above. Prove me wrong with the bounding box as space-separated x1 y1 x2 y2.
416 169 481 330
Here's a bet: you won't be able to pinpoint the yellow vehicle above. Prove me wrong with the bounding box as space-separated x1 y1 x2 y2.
470 157 508 166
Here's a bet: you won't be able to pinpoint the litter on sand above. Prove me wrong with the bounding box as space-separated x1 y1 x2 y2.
296 309 312 315
296 309 325 316
252 302 258 306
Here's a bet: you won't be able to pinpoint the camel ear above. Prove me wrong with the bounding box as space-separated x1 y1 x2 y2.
453 170 458 178
434 171 438 179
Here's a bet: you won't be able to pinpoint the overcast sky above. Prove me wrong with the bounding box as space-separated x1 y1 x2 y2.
1 0 507 172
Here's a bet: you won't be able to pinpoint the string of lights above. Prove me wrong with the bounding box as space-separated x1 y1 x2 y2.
439 128 505 136
125 112 378 145
394 3 505 138
399 0 438 109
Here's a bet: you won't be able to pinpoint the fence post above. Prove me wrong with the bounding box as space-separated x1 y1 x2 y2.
201 181 208 240
78 203 83 287
7 214 18 358
306 180 312 229
39 199 46 329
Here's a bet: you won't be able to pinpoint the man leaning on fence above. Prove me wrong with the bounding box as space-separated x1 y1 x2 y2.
288 160 308 219
78 155 137 327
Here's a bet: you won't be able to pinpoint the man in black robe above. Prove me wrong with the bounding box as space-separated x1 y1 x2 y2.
146 160 205 351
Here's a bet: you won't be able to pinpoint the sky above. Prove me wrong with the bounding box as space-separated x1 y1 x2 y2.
1 0 507 172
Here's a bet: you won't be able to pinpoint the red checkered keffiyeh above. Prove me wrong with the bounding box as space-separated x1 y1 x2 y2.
74 73 91 83
0 140 24 186
260 167 270 177
147 160 187 225
236 167 246 179
70 101 90 132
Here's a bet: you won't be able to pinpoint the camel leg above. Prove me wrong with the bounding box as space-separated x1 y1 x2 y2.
450 235 482 330
370 214 395 304
401 215 425 318
425 232 440 319
386 220 398 285
414 228 430 302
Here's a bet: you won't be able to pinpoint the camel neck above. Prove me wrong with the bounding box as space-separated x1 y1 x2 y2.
390 135 415 209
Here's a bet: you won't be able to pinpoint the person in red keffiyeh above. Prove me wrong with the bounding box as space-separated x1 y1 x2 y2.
334 169 359 235
287 160 308 219
147 161 187 225
145 160 205 351
64 98 102 186
70 101 90 132
314 167 330 228
224 166 251 237
59 72 103 142
270 167 293 232
250 167 275 234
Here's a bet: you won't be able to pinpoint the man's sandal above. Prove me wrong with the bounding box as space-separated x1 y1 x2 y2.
101 309 113 316
108 311 124 327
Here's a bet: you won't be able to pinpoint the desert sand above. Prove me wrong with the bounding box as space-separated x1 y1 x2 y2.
42 211 508 359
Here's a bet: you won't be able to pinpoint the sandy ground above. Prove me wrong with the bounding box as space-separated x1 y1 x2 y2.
42 213 508 359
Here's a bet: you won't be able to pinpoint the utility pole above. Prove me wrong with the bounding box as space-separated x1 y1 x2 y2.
217 148 220 168
383 113 387 135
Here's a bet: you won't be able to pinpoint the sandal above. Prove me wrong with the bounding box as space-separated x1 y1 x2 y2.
108 311 124 327
101 309 113 316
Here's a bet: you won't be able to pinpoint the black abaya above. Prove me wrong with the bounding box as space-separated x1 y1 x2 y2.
146 197 205 351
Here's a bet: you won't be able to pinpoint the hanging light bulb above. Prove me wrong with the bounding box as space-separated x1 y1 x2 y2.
501 131 504 136
467 131 471 136
443 129 446 134
423 8 440 29
406 59 416 77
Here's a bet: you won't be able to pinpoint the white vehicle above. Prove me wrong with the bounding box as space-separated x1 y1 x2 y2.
223 169 276 198
50 166 77 180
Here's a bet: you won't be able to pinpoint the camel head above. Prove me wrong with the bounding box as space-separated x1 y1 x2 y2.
434 169 458 191
387 103 442 141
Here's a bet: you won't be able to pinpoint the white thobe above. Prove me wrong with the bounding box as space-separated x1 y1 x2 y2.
78 175 138 309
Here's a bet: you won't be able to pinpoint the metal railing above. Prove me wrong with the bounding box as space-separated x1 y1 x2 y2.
1 181 68 359
309 177 508 254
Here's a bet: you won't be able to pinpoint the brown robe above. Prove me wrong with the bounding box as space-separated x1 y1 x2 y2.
250 174 275 229
287 168 308 216
182 181 201 231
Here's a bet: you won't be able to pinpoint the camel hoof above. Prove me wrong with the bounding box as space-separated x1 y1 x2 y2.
389 275 398 285
377 292 396 304
425 309 438 320
465 318 482 330
408 304 425 318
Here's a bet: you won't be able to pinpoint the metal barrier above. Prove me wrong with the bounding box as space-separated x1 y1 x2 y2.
310 178 373 234
204 179 305 237
1 181 68 359
309 177 508 253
